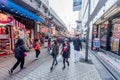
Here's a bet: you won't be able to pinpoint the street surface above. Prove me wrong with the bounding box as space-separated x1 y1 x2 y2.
0 43 102 80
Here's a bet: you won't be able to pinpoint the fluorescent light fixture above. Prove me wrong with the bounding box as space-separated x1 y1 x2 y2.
104 7 120 18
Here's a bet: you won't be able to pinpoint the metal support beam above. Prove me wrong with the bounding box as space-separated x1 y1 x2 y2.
85 0 91 62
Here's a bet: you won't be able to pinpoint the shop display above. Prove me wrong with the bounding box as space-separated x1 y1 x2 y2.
112 39 119 52
111 19 120 53
100 23 108 49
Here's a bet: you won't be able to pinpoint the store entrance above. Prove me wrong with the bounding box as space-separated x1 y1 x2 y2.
0 25 12 55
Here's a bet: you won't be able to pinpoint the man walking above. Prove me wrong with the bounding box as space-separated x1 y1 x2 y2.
73 35 82 63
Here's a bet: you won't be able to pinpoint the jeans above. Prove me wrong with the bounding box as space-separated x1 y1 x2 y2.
11 57 25 70
74 50 80 62
36 50 40 58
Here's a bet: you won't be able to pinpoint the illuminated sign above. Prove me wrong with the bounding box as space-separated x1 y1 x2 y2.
0 13 13 24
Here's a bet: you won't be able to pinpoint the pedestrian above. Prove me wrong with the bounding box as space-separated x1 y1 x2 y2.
57 36 60 46
34 38 41 59
73 35 82 63
61 39 70 70
50 40 59 71
48 37 52 54
9 39 27 74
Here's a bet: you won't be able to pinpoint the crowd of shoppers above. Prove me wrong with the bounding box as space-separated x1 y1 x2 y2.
9 34 83 74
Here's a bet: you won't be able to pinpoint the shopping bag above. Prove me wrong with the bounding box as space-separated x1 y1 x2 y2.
24 52 27 57
57 55 62 62
50 49 52 54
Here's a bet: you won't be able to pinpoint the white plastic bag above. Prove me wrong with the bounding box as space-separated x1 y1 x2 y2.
57 55 63 62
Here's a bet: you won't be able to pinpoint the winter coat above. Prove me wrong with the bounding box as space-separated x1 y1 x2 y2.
73 39 82 51
62 44 70 58
51 44 59 58
14 45 27 58
34 42 40 50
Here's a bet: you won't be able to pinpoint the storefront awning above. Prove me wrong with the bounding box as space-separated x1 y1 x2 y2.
0 0 45 22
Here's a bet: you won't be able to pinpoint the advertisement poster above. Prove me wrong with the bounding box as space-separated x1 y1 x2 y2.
112 39 119 52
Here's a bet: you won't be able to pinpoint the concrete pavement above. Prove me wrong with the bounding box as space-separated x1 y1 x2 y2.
0 44 102 80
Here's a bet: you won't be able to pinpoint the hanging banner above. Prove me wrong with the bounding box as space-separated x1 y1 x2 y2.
73 0 82 11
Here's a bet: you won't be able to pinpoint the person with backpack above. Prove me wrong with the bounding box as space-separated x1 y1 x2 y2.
50 40 59 71
9 39 27 74
34 38 41 60
61 39 70 70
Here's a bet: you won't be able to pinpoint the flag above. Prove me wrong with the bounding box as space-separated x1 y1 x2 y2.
73 0 82 11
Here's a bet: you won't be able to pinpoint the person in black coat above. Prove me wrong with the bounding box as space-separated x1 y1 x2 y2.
9 38 27 74
50 40 59 71
73 35 82 63
61 40 70 70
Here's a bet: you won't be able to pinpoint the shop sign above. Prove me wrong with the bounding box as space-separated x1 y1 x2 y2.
0 13 13 24
113 24 120 38
112 39 119 52
93 38 100 48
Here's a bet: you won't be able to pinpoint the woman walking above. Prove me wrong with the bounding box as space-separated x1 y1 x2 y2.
34 38 41 59
50 40 59 71
9 39 27 74
61 40 70 70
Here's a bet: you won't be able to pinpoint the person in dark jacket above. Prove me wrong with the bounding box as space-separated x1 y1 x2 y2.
50 40 59 71
61 39 70 70
73 35 82 63
9 39 27 74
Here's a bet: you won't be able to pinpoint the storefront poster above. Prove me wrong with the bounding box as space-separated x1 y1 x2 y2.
112 39 119 52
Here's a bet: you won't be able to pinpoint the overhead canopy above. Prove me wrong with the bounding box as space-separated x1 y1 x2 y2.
0 0 45 22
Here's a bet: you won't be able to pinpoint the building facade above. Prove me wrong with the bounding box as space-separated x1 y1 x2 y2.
81 0 120 77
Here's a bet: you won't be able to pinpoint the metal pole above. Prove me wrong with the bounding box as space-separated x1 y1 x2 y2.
85 0 91 61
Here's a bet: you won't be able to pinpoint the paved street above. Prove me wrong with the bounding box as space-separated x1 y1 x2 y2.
0 44 102 80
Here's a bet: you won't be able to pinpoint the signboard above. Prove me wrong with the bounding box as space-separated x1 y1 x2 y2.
0 13 13 24
93 38 100 48
112 39 119 52
0 35 9 39
73 0 82 11
113 24 120 38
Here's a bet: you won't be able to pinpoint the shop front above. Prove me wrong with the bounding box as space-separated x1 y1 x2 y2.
0 0 44 55
109 19 120 55
0 12 35 55
0 13 13 55
92 18 120 56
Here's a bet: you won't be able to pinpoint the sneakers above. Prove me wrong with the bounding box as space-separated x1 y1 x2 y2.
50 67 53 72
8 70 13 75
62 66 65 70
20 67 26 70
35 57 38 60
